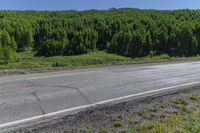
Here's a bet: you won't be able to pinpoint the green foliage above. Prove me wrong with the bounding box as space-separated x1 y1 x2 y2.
0 30 16 63
170 97 189 105
1 9 200 58
67 28 98 55
0 51 133 69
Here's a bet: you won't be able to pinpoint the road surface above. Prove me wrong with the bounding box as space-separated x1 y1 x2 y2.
0 61 200 127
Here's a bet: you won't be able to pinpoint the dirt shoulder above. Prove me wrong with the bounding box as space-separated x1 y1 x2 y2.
8 86 200 133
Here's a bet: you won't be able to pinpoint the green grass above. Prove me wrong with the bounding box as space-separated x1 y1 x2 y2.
112 116 122 128
0 51 132 70
124 96 200 133
78 93 200 133
0 51 200 70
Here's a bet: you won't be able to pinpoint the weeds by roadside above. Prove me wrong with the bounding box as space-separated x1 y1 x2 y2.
70 92 200 133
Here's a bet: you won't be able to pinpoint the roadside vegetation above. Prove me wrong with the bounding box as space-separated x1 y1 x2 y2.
122 95 200 133
1 9 200 67
0 51 199 71
0 51 132 69
70 91 200 133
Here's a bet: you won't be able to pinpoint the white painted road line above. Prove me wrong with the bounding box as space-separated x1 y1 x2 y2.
0 80 200 130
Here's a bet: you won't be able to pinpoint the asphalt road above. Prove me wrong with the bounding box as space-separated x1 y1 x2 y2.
0 61 200 126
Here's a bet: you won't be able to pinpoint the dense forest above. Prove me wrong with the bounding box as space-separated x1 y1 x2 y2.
1 8 200 61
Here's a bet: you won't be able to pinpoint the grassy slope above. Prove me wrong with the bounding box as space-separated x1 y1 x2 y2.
0 51 200 70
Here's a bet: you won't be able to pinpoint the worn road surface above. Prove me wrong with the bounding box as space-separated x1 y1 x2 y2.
0 61 200 126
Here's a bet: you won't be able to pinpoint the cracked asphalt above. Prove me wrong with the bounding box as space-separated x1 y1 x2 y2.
0 61 200 125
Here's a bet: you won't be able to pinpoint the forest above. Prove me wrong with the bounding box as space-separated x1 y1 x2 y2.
1 8 200 62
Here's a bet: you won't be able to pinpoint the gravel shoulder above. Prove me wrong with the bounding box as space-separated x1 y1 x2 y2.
7 86 200 133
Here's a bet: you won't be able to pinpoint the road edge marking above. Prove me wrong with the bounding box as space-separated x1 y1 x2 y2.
0 81 200 130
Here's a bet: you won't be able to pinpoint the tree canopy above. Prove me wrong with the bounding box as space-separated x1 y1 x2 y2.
1 9 200 59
